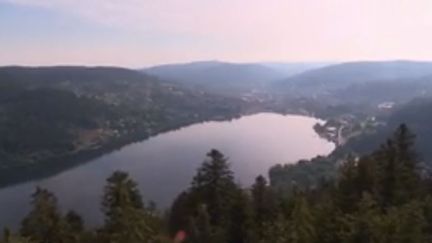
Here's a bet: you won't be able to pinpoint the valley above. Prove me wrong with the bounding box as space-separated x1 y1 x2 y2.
5 1 432 242
3 61 432 189
2 61 432 230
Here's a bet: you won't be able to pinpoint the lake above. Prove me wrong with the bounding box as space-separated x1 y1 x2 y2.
0 113 334 228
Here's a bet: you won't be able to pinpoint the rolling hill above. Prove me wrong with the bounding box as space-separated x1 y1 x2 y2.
260 62 333 76
144 61 335 95
269 61 432 108
144 61 286 95
274 61 432 93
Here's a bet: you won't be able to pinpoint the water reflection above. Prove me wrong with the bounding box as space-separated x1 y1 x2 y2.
0 113 334 228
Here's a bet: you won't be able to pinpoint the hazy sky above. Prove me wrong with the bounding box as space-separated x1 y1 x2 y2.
1 0 432 67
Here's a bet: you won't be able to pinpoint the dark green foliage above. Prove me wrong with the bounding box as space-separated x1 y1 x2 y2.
5 125 432 243
251 175 278 240
313 197 345 243
288 194 316 243
64 211 84 233
188 205 225 243
100 171 158 243
0 88 113 156
336 156 362 213
341 193 380 243
227 190 254 243
269 156 336 193
169 149 252 243
18 188 91 243
2 228 33 243
63 211 86 243
168 191 194 236
374 124 420 207
20 188 65 243
190 149 239 226
265 125 429 243
102 171 144 213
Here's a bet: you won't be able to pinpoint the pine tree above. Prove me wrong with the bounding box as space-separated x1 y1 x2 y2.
288 194 316 243
191 149 239 226
337 156 360 213
393 124 420 201
170 150 245 242
100 171 157 243
373 201 426 243
343 192 380 243
20 187 65 243
102 171 144 213
314 196 345 243
337 155 379 213
259 215 291 243
355 156 378 196
421 196 432 240
376 139 401 207
64 211 83 233
63 210 84 243
188 204 225 243
227 189 254 243
251 175 278 240
169 191 194 236
2 228 33 243
394 201 426 243
376 124 420 207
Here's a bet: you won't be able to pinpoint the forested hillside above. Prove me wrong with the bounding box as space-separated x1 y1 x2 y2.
3 125 432 243
341 97 432 163
0 66 245 187
272 61 432 107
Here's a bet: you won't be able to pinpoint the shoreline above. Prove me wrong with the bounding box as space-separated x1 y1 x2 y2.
0 113 244 189
0 109 333 189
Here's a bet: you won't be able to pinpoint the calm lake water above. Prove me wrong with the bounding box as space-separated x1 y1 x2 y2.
0 113 334 228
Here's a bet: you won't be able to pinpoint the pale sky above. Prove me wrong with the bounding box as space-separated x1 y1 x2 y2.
1 0 432 67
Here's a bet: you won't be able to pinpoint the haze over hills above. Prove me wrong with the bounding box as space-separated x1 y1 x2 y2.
143 61 332 95
274 60 432 92
144 60 432 104
332 74 432 104
144 61 284 94
260 62 334 76
265 61 432 107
